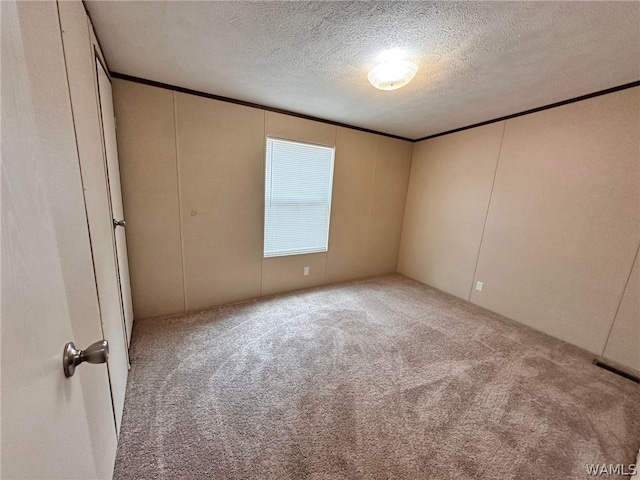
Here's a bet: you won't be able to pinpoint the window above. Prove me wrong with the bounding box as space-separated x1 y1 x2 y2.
264 137 335 257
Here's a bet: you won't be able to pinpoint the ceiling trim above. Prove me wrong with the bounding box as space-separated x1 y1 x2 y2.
111 73 640 143
109 72 414 142
414 80 640 142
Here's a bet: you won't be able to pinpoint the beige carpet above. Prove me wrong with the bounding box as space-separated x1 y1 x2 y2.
114 275 639 479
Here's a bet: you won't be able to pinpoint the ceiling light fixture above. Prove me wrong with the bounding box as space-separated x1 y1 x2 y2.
368 49 418 91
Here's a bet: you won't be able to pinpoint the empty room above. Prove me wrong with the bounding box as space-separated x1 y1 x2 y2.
2 1 639 479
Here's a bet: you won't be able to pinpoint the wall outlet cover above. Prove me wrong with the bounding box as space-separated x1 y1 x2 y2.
475 281 484 291
303 266 309 276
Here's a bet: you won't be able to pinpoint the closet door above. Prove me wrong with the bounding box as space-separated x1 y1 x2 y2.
96 59 135 348
2 1 117 477
59 0 130 434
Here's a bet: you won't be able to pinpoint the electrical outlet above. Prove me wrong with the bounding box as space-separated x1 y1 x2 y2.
475 281 484 292
303 266 309 276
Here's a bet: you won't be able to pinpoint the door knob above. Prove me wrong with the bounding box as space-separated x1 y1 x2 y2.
63 340 109 378
113 219 126 228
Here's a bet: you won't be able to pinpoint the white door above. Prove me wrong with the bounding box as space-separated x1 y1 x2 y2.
2 1 117 478
96 61 135 347
57 0 131 433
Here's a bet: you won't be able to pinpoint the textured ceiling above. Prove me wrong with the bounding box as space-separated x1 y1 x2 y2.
86 1 640 140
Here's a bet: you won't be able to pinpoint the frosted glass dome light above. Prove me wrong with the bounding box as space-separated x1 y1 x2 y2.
367 59 418 91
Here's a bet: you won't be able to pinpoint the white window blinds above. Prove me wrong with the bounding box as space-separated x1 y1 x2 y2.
264 138 335 257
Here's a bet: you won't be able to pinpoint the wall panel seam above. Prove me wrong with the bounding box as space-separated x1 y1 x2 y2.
322 126 337 284
325 124 336 285
601 240 640 356
394 142 414 274
320 128 334 285
173 92 187 312
260 109 266 296
467 121 507 301
363 136 380 274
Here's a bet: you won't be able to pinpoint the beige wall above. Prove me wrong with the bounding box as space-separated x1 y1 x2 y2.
175 93 265 310
365 135 414 277
115 79 637 370
602 245 640 374
399 87 640 369
112 81 185 319
113 79 412 317
326 127 377 283
398 122 505 299
262 252 328 297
